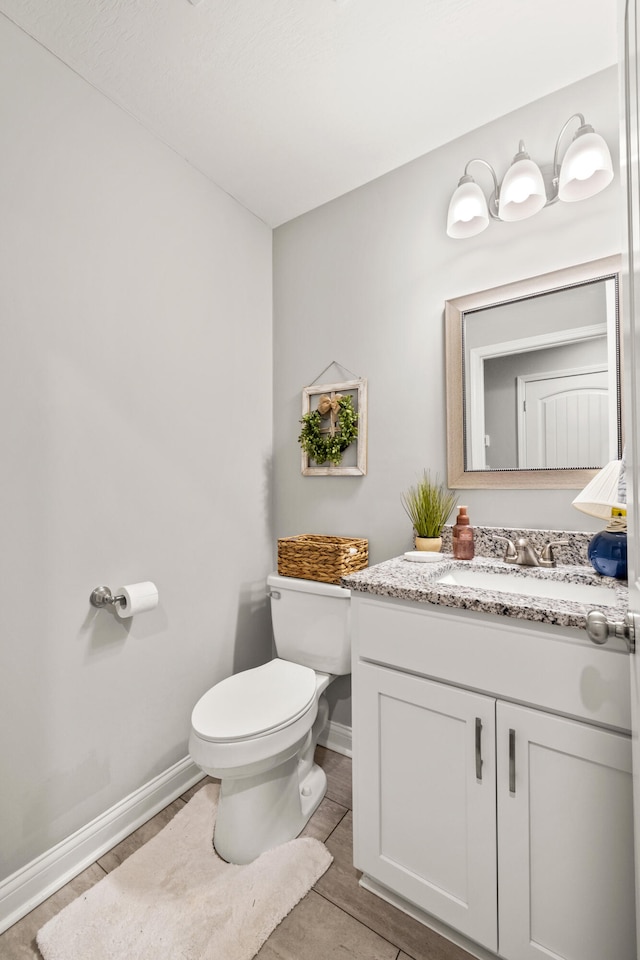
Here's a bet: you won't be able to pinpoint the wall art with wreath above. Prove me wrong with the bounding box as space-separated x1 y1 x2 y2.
298 378 368 476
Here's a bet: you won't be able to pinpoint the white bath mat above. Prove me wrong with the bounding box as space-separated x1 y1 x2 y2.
37 783 332 960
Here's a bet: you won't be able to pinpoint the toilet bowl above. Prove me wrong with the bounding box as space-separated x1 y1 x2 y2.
188 573 351 864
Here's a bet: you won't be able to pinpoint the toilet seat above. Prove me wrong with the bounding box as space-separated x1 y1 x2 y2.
191 658 317 743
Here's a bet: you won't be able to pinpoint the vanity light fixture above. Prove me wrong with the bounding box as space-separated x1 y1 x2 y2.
446 113 614 239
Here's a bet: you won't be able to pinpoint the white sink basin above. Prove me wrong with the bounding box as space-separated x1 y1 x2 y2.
436 568 615 605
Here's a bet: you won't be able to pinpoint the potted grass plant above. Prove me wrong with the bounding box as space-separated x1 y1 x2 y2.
401 471 458 551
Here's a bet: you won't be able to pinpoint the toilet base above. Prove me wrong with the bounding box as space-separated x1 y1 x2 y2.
213 753 327 864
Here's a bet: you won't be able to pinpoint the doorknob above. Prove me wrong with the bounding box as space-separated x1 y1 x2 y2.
585 610 636 653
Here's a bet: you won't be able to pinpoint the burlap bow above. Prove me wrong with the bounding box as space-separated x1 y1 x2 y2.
316 393 343 416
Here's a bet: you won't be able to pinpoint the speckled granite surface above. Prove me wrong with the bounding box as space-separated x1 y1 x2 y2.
342 553 628 630
440 524 591 565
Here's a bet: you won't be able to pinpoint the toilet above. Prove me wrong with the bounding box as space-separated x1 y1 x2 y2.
188 572 351 864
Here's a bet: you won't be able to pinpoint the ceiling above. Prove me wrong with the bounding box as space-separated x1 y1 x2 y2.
0 0 618 226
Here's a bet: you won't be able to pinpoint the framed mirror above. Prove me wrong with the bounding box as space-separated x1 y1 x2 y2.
445 255 622 489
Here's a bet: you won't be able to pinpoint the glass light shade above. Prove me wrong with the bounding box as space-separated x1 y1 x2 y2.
558 130 614 201
446 180 489 238
572 460 626 520
499 158 547 221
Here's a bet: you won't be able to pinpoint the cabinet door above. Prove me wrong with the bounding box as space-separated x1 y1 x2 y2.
353 662 497 951
497 701 635 960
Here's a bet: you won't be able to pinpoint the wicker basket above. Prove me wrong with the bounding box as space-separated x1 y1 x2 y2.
277 534 368 585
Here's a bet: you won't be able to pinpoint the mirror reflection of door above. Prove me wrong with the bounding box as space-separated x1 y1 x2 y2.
480 334 610 470
463 275 619 471
516 366 609 468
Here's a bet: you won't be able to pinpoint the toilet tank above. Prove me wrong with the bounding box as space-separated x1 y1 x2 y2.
266 573 351 675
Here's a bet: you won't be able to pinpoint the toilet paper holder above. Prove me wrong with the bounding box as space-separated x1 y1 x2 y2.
90 585 126 609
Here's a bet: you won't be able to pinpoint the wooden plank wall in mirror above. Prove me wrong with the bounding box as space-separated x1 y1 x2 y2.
445 255 622 489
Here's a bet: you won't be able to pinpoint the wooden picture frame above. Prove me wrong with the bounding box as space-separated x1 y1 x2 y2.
300 378 368 476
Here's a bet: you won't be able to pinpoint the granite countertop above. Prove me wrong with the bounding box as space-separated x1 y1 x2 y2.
342 554 628 630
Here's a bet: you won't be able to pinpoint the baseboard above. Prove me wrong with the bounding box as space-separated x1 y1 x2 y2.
1 729 352 935
317 719 352 757
0 756 203 935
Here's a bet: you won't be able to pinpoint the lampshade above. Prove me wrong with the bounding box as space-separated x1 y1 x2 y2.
558 126 614 202
446 177 489 239
498 142 547 222
572 460 626 520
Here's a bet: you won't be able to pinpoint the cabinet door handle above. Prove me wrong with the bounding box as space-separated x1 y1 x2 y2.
508 728 516 794
475 717 483 780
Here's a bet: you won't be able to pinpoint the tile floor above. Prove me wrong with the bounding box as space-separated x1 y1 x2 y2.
1 747 476 960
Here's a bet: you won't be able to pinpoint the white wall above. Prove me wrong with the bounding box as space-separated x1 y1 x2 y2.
0 15 273 883
273 67 621 724
0 14 622 884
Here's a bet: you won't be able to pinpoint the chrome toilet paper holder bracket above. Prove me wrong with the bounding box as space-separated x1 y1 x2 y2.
90 585 126 609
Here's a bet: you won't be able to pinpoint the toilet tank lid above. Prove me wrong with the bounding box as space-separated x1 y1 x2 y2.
267 573 350 598
191 659 317 742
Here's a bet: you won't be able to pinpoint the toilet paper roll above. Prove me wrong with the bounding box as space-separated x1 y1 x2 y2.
115 582 159 619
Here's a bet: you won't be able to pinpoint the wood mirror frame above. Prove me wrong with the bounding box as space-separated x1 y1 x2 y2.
445 255 622 489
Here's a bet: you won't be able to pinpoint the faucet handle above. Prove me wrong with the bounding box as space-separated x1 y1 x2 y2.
494 535 517 562
539 539 569 567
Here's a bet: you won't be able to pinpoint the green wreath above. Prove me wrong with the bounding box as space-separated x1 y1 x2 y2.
298 394 359 466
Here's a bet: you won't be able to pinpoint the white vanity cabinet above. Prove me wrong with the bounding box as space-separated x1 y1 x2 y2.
351 593 635 960
357 662 499 950
496 701 634 960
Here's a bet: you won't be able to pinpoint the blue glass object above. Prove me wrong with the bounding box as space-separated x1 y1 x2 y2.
588 529 628 579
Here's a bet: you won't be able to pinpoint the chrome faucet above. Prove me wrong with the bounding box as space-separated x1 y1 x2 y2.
513 538 541 566
494 536 569 568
